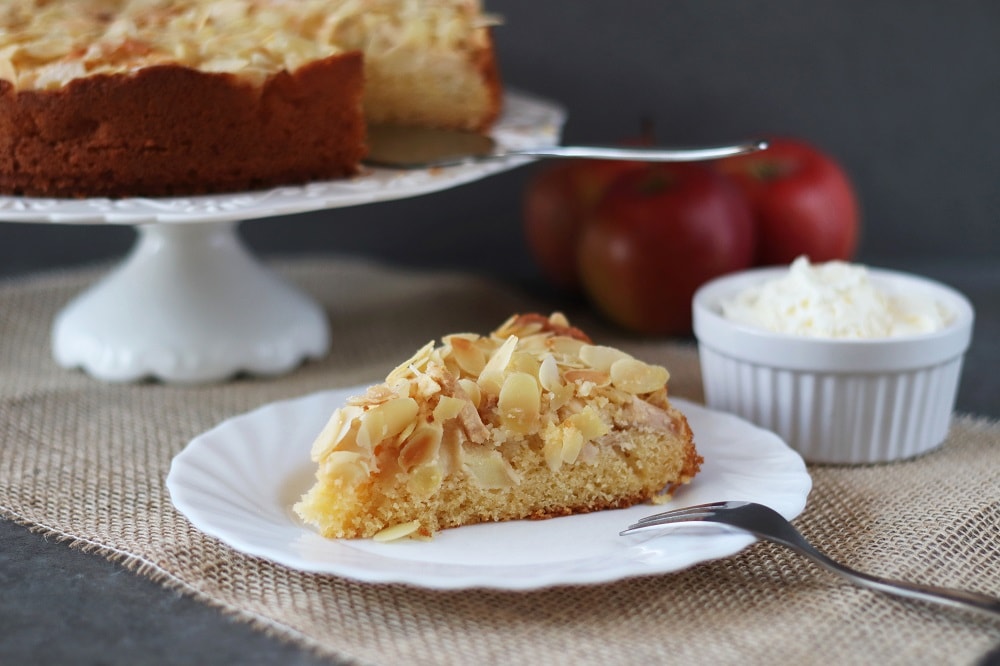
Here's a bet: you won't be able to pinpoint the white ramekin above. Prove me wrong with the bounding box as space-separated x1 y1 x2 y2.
692 266 975 464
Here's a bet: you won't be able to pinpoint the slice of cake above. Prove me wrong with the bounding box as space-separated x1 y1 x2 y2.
294 313 702 540
0 0 502 197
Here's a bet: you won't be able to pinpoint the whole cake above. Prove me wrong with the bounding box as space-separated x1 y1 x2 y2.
294 313 702 540
0 0 502 197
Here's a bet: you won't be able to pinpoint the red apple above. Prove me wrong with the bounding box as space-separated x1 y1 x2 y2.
577 163 756 335
715 137 859 265
522 158 645 290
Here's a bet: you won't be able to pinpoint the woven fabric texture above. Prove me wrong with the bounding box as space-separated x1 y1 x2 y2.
1 259 998 666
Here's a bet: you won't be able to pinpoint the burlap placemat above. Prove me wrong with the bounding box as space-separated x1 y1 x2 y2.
1 258 998 665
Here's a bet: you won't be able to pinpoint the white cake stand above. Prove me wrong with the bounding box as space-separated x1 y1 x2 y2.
0 91 565 384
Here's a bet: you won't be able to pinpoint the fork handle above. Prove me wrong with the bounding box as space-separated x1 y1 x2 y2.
792 542 1000 618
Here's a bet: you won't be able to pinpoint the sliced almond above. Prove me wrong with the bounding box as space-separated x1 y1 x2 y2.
508 351 541 379
457 378 482 409
439 350 463 379
478 334 517 395
372 520 421 543
610 358 670 394
412 372 442 399
442 333 480 344
579 344 633 372
433 395 467 422
398 422 443 471
515 334 549 355
445 335 487 377
497 371 540 433
491 314 519 339
356 397 419 450
319 451 368 485
537 353 564 393
546 335 586 359
394 420 418 447
310 405 364 461
564 369 611 388
346 384 397 407
549 312 571 328
502 318 544 337
387 340 435 383
547 383 576 411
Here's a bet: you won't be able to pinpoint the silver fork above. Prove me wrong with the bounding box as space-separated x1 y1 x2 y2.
621 500 1000 618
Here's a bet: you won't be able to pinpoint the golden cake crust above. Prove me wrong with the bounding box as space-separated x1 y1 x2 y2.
0 53 365 197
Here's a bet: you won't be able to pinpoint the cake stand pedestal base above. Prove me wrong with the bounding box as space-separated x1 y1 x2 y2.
2 91 565 384
52 221 329 383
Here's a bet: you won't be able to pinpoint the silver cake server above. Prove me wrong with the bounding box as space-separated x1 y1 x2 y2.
364 124 767 170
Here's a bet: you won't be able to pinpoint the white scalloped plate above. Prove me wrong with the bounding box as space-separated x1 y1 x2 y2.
0 90 564 224
167 388 811 590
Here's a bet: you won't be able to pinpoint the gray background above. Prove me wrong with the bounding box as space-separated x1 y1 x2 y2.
2 1 998 277
2 2 998 664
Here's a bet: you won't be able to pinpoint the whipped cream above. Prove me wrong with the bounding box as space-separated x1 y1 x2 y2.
721 257 952 338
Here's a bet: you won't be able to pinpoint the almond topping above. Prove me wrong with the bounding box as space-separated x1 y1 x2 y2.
610 358 670 394
537 353 563 393
346 384 397 407
310 405 364 461
432 395 466 422
398 423 443 471
445 335 487 377
548 383 576 411
579 344 633 372
372 520 421 543
457 378 482 409
548 312 571 328
497 371 540 433
508 350 541 378
387 341 435 382
477 334 517 395
563 369 611 388
357 397 419 450
546 335 586 358
1 0 495 90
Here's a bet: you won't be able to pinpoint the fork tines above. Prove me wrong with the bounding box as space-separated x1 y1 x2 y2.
620 500 747 535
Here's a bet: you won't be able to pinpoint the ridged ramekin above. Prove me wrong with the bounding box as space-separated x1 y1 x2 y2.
692 266 974 464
